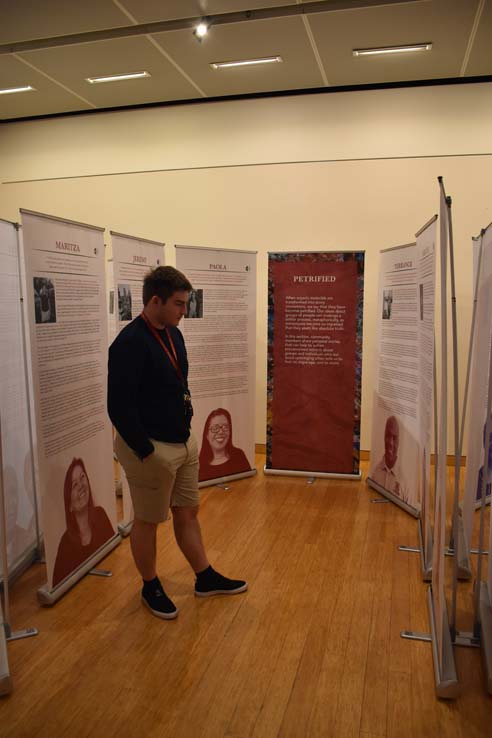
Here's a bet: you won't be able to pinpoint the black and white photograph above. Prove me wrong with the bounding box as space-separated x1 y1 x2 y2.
185 288 204 319
33 276 56 324
118 284 132 321
382 289 393 320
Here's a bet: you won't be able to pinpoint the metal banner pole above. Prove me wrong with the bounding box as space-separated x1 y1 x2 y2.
443 192 461 640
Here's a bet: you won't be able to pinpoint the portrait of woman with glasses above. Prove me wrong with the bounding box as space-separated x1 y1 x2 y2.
199 408 250 482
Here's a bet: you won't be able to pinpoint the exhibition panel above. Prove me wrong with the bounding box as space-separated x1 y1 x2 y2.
108 231 165 531
463 224 492 542
176 245 257 487
368 219 436 526
20 210 120 603
0 219 39 582
266 251 364 478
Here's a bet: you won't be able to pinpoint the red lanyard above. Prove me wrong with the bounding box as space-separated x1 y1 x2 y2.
140 312 183 382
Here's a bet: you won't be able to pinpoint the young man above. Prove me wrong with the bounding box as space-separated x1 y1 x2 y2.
108 266 247 619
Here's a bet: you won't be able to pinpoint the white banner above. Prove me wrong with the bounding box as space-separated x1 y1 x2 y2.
417 222 437 566
0 219 38 576
368 219 436 516
463 227 492 544
109 231 165 525
175 245 256 486
21 210 118 592
463 224 492 574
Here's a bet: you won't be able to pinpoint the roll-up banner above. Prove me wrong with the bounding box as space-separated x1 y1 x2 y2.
463 225 492 547
175 245 257 487
0 219 39 581
428 183 458 699
109 231 165 528
266 251 364 478
368 218 436 519
20 210 120 604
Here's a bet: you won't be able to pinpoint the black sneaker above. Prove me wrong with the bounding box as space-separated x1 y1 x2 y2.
141 580 178 619
195 566 248 598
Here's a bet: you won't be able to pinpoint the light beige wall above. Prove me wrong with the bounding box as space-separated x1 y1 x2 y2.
1 82 491 450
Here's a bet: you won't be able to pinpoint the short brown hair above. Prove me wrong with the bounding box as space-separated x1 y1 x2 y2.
142 266 193 306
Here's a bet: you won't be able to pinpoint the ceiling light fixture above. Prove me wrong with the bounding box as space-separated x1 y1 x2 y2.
193 22 209 41
0 85 35 95
86 71 151 84
353 43 432 56
211 56 283 69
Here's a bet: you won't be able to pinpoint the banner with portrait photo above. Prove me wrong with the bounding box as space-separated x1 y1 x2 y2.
20 210 119 601
109 231 165 526
175 245 256 487
368 218 436 518
463 223 492 553
0 219 38 580
266 252 364 477
109 231 164 332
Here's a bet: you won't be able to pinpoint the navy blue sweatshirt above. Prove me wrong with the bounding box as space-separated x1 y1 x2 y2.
107 315 191 458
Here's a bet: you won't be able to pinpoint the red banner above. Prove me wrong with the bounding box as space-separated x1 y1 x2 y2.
267 253 364 475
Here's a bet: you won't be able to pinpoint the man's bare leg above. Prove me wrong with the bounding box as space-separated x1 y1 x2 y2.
171 505 209 573
130 518 158 580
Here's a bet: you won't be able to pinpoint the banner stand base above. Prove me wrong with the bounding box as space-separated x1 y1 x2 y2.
400 588 459 699
478 581 492 694
427 586 459 699
37 533 121 606
199 468 256 489
88 569 112 578
6 627 38 642
474 496 491 512
1 603 12 696
118 520 133 538
453 631 480 648
418 518 432 582
264 466 361 481
366 478 419 518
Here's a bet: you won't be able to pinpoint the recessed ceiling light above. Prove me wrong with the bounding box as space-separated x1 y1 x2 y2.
194 23 209 40
353 43 432 57
86 71 151 84
0 85 35 95
211 56 283 69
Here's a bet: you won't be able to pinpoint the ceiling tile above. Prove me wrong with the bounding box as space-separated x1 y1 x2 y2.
152 16 324 96
309 0 481 85
0 56 91 120
464 0 492 76
0 0 129 44
16 36 201 109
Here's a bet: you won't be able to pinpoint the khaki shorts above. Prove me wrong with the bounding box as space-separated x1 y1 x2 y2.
114 433 199 524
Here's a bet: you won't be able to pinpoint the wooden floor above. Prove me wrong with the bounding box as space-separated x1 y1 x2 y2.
1 456 491 738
